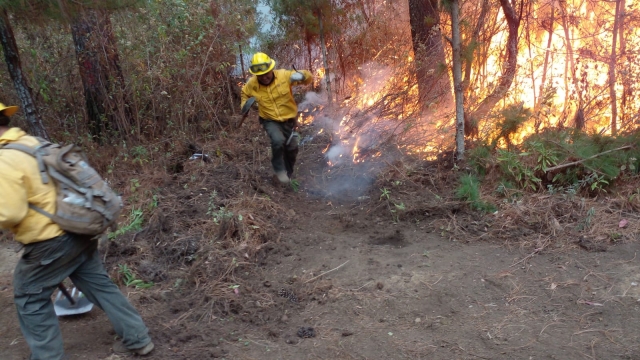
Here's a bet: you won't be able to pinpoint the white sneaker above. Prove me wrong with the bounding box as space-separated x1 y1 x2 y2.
275 171 290 184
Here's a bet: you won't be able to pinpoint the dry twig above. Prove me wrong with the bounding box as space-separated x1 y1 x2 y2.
304 260 350 284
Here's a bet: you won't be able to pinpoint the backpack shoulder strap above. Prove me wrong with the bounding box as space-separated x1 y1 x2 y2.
28 203 55 219
1 142 37 155
1 141 50 184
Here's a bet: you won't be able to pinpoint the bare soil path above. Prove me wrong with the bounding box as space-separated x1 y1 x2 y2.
220 195 640 360
1 178 640 359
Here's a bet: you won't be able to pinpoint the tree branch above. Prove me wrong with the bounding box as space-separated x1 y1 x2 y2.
545 145 633 172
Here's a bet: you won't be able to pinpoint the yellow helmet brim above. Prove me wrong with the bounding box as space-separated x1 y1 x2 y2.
0 103 18 116
249 59 276 75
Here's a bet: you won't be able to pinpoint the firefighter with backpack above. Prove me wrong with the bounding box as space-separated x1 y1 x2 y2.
0 103 154 359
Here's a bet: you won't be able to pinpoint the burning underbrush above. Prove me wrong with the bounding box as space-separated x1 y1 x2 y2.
298 61 455 167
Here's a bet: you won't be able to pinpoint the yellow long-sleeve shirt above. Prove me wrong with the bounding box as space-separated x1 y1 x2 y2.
0 128 63 244
241 69 313 122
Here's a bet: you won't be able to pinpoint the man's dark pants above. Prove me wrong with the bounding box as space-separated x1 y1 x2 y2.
13 233 151 360
260 118 298 177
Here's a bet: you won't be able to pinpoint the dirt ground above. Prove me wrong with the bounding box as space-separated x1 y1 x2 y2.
1 135 640 360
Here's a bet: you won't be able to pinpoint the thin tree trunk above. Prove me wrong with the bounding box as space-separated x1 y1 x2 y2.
609 0 622 135
559 0 582 129
0 10 49 139
526 5 536 106
239 44 245 78
306 31 313 73
336 41 347 96
318 11 332 104
535 2 554 115
409 0 451 108
462 0 490 93
465 0 521 136
71 8 132 141
450 0 464 160
619 0 630 131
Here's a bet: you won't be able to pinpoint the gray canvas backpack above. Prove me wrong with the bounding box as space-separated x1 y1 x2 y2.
1 139 123 236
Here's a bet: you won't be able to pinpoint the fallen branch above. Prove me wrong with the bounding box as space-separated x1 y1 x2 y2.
510 247 543 267
545 145 632 172
304 260 349 283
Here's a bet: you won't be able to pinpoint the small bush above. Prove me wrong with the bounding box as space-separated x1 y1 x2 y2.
456 174 496 213
467 145 492 177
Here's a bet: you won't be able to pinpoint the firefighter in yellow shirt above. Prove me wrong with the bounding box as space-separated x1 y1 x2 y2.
241 52 313 183
0 103 153 359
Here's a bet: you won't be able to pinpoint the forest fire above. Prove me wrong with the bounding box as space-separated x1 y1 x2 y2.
474 0 639 141
303 61 423 167
298 0 640 167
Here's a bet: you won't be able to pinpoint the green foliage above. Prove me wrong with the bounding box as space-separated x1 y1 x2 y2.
495 180 521 200
118 264 154 289
3 0 143 22
620 156 638 175
108 207 144 239
391 202 405 223
455 174 496 213
524 140 558 172
207 191 235 224
542 131 638 192
579 172 610 193
577 207 596 231
379 187 405 223
490 104 532 148
130 145 149 165
380 187 391 201
467 145 492 176
532 85 559 127
290 179 300 192
210 206 234 225
269 0 334 38
130 178 141 192
496 149 541 191
456 174 479 202
467 129 639 196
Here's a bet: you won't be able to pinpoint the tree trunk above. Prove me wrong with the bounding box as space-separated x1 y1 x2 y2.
318 11 332 104
408 0 451 108
609 0 622 135
619 0 630 131
462 0 490 93
559 0 582 129
71 8 133 141
535 2 554 114
0 10 49 139
239 44 246 78
450 0 465 160
465 0 521 137
306 31 313 73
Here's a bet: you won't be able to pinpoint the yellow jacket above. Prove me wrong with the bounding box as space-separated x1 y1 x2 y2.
241 69 313 122
0 128 63 244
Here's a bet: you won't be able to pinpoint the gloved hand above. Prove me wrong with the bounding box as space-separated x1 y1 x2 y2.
290 72 305 82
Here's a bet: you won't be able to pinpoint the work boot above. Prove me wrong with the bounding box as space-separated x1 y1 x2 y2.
113 340 155 356
275 171 290 184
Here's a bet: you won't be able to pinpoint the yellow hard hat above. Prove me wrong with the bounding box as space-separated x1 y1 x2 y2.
0 103 18 116
249 52 275 75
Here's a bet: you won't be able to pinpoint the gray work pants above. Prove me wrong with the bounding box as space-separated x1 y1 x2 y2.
13 233 151 360
260 118 299 177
